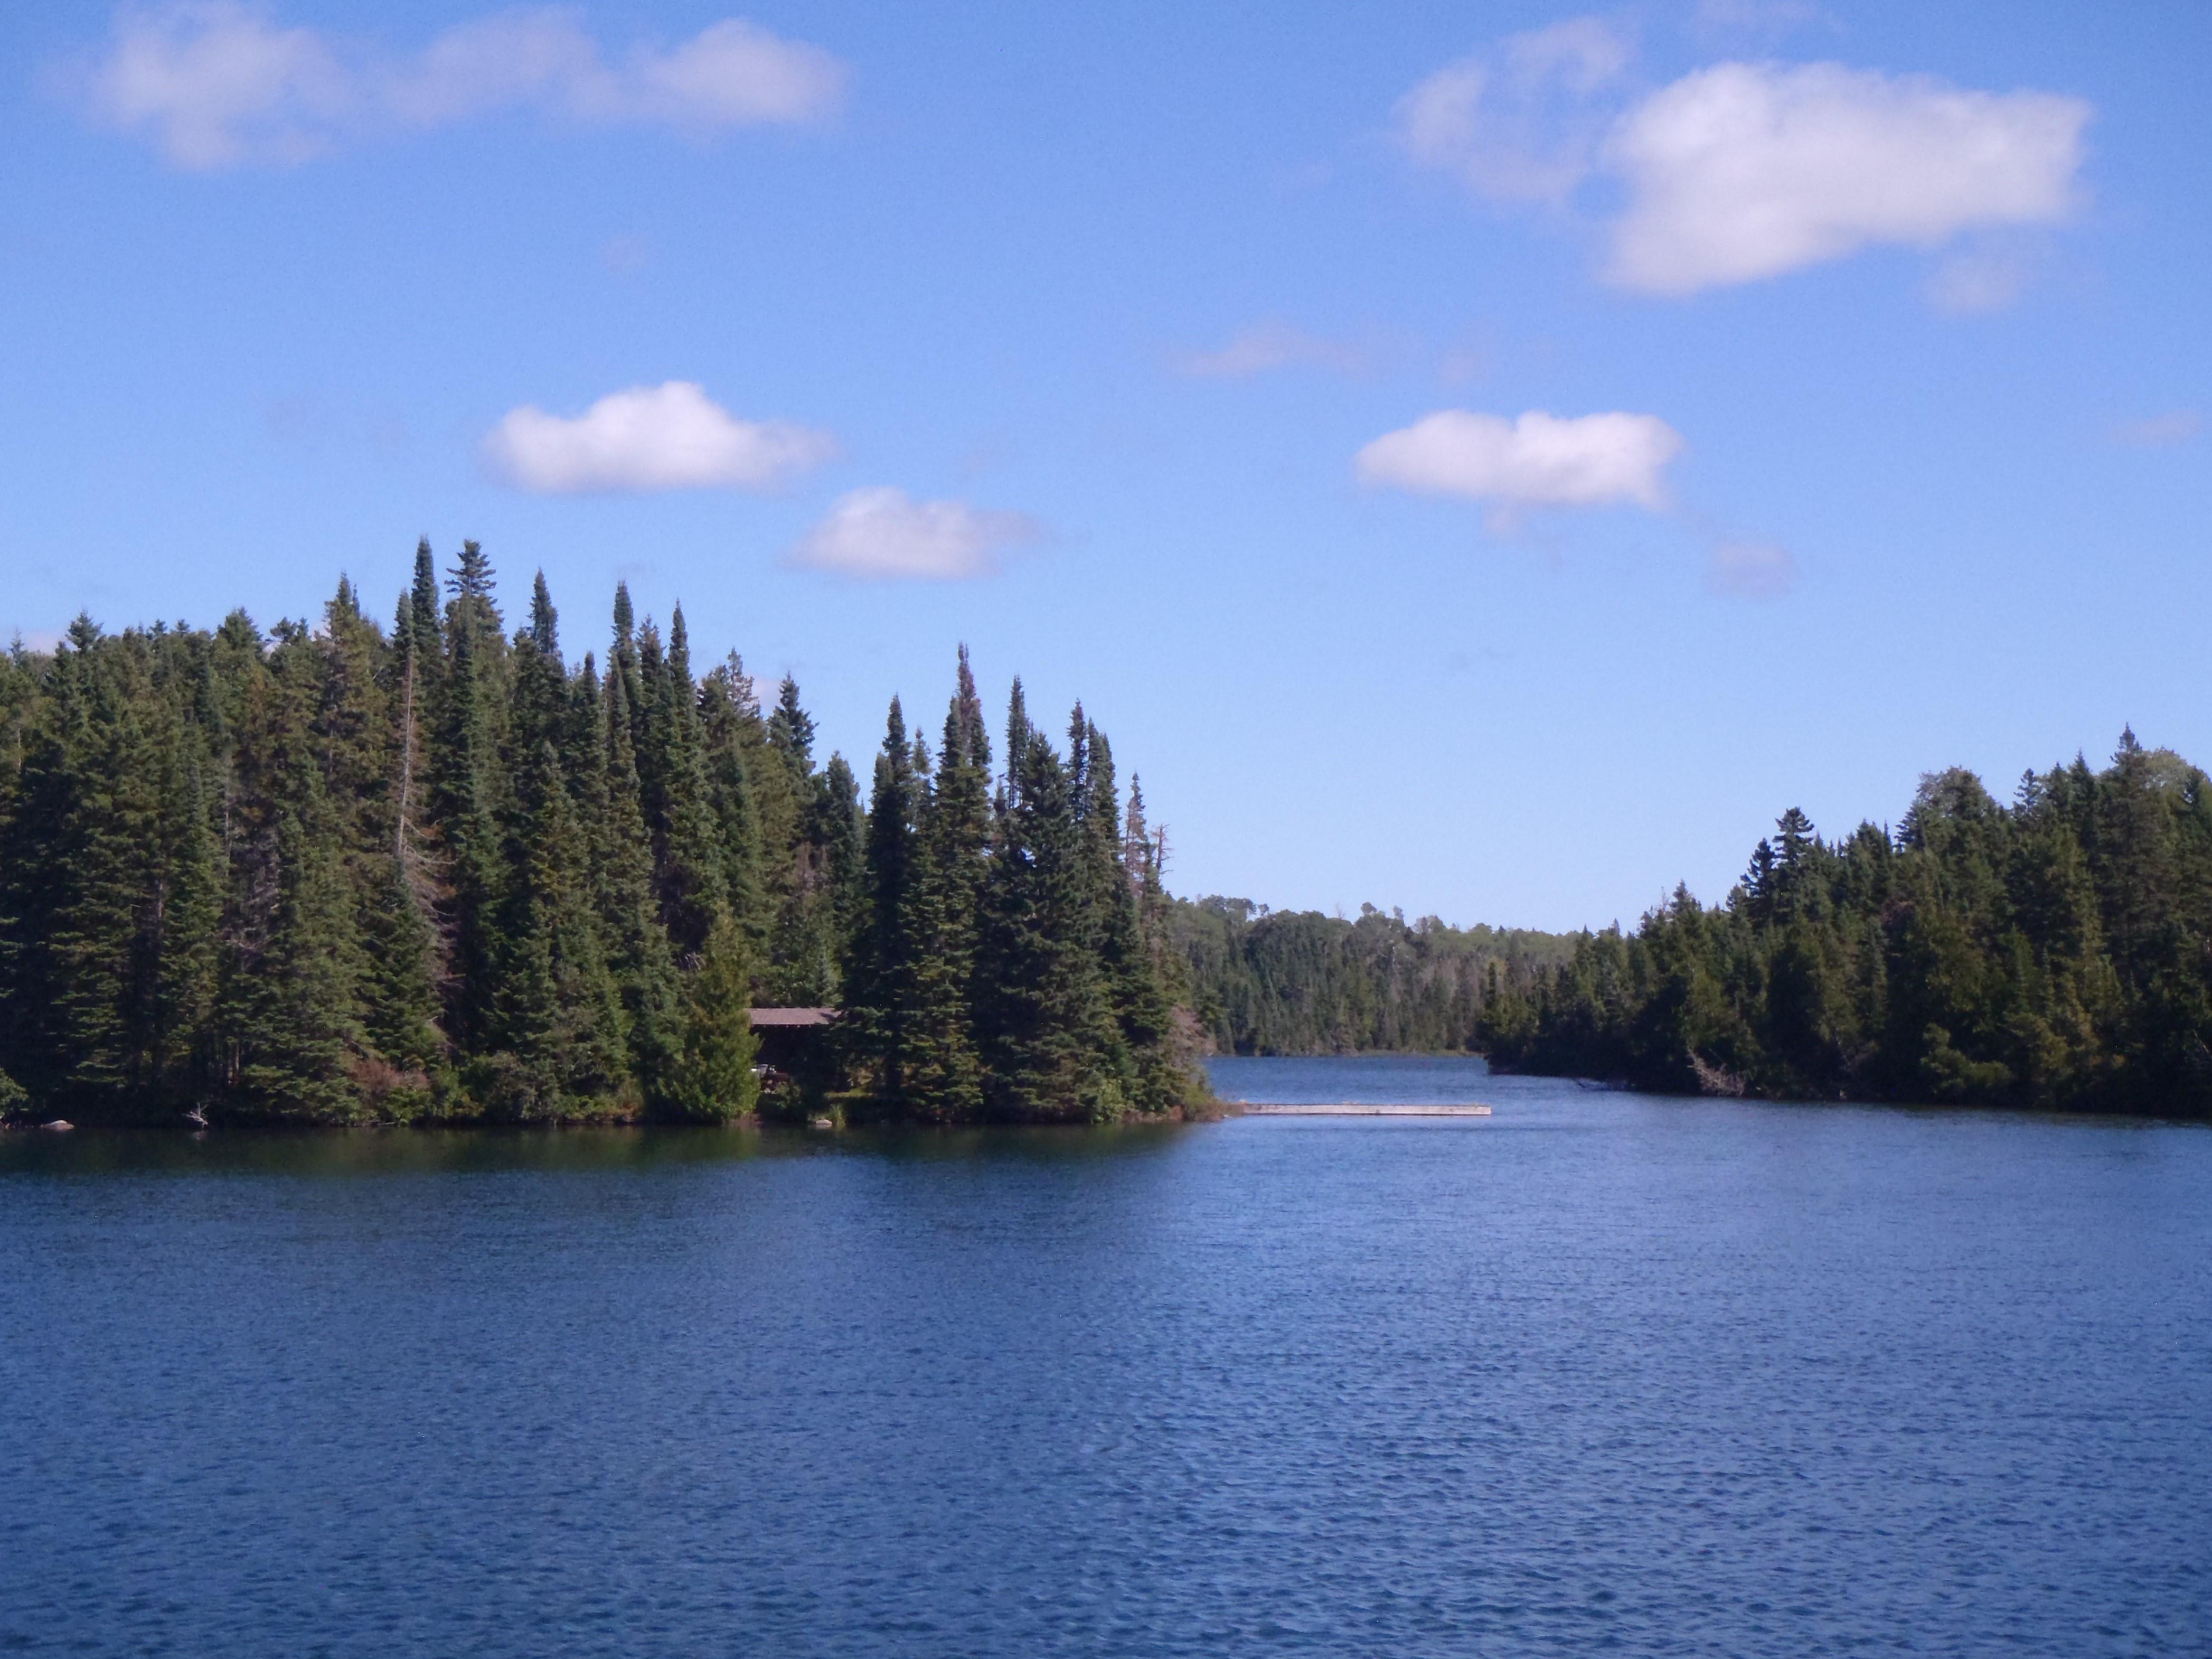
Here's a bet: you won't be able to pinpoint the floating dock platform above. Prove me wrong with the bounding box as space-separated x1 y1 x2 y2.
1238 1103 1493 1117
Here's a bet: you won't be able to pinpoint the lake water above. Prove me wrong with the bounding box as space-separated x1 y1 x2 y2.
3 1056 2208 1656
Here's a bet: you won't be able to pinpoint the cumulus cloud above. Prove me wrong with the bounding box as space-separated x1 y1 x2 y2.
1172 323 1369 379
1705 539 1796 598
482 382 835 495
1396 29 2090 299
2110 410 2201 448
787 488 1041 581
1605 64 2089 294
71 3 846 169
1356 409 1683 515
1394 17 1631 203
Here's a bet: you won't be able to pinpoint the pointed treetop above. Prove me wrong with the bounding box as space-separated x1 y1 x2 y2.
1067 701 1089 800
408 538 441 649
769 676 815 773
530 571 559 660
668 603 692 682
613 581 635 649
943 644 990 775
1004 676 1030 806
447 539 494 599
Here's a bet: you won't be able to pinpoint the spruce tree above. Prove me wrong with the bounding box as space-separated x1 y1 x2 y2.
699 657 769 953
1082 722 1180 1113
637 605 728 959
594 627 679 1101
850 698 920 1099
976 701 1117 1119
663 911 759 1121
427 541 511 1056
483 741 628 1119
901 650 991 1121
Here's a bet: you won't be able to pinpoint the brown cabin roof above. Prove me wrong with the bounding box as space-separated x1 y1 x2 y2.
749 1007 837 1028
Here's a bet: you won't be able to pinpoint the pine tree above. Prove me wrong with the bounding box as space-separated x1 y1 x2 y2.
699 657 768 954
637 605 728 959
1082 721 1180 1113
227 757 363 1118
849 697 920 1099
663 911 759 1121
427 541 510 1056
217 627 366 1120
975 701 1118 1119
482 741 628 1119
901 650 991 1121
594 626 679 1101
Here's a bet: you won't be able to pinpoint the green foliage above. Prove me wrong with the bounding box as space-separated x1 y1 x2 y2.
1173 897 1574 1055
1486 733 2212 1114
0 556 1206 1126
663 913 759 1121
840 671 1203 1122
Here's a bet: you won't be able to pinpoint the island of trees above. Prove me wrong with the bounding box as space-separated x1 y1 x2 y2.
0 545 1204 1127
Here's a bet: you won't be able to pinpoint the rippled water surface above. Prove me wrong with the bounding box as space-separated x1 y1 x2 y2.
4 1058 2209 1656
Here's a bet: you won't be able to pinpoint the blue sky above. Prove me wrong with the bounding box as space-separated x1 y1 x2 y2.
2 1 2206 930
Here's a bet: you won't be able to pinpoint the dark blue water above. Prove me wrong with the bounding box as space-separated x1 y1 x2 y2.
3 1058 2208 1657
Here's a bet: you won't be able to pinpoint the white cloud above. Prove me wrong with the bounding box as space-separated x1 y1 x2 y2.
1705 540 1796 597
1394 17 1631 203
2110 410 2200 448
787 488 1041 581
1356 409 1683 513
482 382 834 494
73 3 846 169
1396 36 2090 299
1603 63 2089 294
1173 323 1368 379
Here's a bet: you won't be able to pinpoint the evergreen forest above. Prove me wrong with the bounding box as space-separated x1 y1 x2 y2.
0 546 1202 1127
1171 898 1571 1055
1481 735 2212 1116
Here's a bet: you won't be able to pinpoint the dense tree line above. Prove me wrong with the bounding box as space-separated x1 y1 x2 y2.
841 663 1200 1121
1172 897 1570 1055
0 546 1200 1126
1481 734 2212 1115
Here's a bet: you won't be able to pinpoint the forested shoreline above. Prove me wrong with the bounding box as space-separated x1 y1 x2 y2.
0 546 1203 1127
1171 898 1570 1055
1482 736 2212 1117
8 546 2204 1126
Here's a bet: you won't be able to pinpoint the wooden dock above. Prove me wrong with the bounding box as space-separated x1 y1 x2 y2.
1238 1102 1493 1117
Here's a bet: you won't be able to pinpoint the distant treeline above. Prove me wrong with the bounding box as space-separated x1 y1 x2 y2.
1171 898 1572 1054
0 544 1201 1127
1482 735 2212 1116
